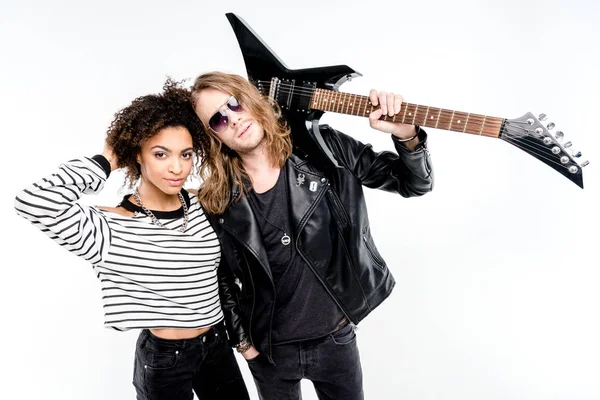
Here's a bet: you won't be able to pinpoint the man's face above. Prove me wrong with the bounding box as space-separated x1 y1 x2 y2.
194 88 265 155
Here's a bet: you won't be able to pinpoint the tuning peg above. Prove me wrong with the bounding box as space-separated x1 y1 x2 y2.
539 113 547 121
571 149 582 158
581 160 590 167
564 141 572 148
554 130 564 141
547 122 555 130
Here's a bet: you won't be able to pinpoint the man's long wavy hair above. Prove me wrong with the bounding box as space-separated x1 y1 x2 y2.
191 72 292 214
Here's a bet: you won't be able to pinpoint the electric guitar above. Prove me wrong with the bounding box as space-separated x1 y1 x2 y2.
225 13 587 188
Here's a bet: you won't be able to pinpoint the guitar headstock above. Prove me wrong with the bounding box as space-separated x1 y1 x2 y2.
500 112 588 188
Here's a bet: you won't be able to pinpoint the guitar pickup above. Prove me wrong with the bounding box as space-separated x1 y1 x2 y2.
270 77 316 114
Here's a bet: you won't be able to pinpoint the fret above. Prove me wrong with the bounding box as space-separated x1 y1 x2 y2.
463 113 470 133
331 91 336 113
480 115 487 135
401 102 408 124
423 106 430 127
435 109 441 129
411 104 418 125
317 89 322 110
346 93 351 115
449 110 455 131
317 89 323 111
331 92 336 113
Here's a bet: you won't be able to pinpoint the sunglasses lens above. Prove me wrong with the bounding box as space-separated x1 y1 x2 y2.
227 96 243 112
209 110 228 133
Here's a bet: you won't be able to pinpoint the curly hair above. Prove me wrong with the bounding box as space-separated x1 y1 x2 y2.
190 72 292 214
106 79 208 187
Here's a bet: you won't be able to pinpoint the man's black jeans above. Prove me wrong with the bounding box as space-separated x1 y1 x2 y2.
132 321 250 400
247 322 364 400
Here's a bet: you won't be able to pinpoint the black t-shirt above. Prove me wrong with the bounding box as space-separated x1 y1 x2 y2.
248 164 344 344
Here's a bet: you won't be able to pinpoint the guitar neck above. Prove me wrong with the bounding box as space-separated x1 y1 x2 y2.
311 88 504 138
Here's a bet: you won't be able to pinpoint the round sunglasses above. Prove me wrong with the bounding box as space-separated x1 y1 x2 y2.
208 96 244 133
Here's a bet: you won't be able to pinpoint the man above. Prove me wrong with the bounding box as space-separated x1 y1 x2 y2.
191 71 433 400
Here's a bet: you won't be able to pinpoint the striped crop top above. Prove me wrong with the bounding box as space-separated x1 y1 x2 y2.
14 156 224 331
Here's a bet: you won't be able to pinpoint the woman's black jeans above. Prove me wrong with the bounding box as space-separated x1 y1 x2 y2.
132 321 250 400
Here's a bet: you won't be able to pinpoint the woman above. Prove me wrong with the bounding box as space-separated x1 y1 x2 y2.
14 80 250 400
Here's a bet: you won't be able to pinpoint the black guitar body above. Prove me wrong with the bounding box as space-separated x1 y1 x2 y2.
226 13 358 170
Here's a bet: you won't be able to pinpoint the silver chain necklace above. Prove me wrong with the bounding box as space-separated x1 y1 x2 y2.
133 189 189 232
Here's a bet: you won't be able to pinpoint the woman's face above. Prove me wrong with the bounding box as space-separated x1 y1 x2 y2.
137 125 194 196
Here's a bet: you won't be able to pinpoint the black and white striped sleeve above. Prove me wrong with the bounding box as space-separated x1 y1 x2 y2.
14 157 112 264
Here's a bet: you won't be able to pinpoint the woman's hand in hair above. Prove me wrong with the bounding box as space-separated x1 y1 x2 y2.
101 139 119 171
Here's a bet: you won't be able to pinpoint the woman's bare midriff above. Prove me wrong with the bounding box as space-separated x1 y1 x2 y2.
150 327 211 340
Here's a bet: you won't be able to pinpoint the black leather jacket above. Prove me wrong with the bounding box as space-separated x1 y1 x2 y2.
212 125 433 363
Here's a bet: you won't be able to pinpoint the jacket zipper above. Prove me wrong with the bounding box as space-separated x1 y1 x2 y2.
326 187 350 228
294 183 357 325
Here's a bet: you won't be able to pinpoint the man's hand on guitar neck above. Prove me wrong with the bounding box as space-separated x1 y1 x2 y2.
368 89 420 151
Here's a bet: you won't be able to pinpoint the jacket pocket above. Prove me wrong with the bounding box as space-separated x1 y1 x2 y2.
362 226 386 272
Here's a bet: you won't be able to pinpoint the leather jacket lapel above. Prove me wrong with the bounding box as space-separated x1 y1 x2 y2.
220 186 273 280
287 155 329 236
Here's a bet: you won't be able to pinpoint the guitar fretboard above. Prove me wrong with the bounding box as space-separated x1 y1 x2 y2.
311 88 503 138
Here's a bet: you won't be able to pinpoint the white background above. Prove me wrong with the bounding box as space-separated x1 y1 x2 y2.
1 0 599 399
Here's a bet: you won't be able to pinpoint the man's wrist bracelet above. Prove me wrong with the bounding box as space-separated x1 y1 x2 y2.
395 129 419 142
235 339 252 354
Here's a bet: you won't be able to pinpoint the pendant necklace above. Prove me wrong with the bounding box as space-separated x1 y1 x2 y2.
133 189 189 232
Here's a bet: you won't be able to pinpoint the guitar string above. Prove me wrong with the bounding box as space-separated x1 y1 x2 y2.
499 136 578 171
268 84 565 141
269 85 503 129
262 83 506 124
499 134 578 170
256 82 579 171
502 127 581 169
259 82 555 137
